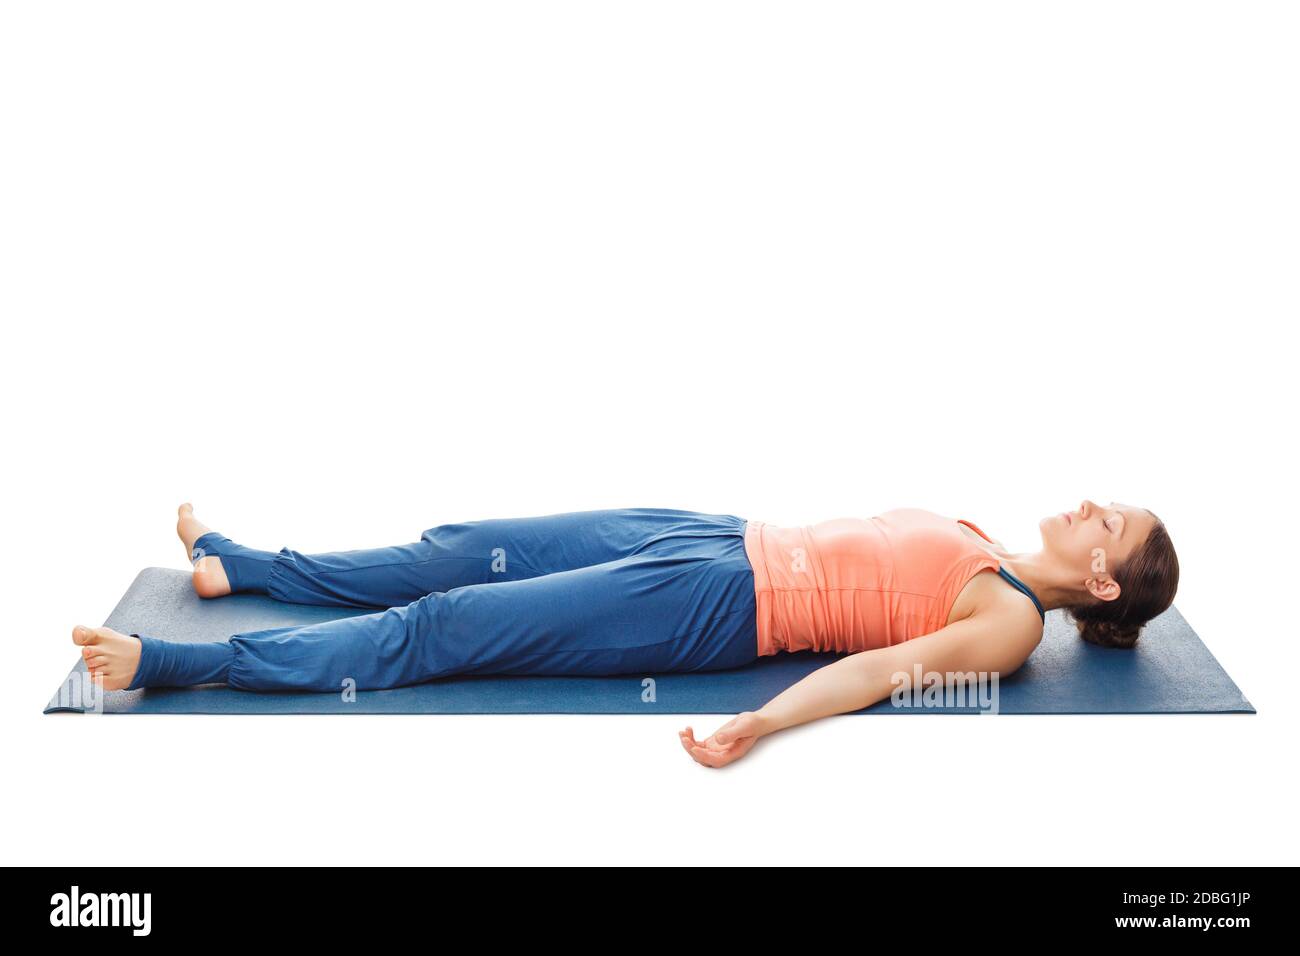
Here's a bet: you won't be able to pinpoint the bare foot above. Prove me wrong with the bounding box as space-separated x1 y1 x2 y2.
73 625 141 691
177 503 231 599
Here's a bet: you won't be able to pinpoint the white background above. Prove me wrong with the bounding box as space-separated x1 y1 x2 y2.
2 1 1296 865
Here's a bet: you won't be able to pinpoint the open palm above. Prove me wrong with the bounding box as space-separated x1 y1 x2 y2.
678 712 764 768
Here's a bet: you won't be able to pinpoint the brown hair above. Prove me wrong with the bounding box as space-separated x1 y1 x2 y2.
1065 514 1180 649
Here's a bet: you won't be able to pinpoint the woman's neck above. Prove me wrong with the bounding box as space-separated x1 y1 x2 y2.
993 550 1082 612
957 523 1083 611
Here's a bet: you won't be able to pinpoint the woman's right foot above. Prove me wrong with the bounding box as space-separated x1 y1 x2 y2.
73 625 141 691
177 503 231 599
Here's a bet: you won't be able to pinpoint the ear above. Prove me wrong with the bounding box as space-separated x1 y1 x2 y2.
1085 576 1121 603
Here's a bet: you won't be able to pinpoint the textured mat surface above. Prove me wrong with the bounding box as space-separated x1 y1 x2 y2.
45 569 1254 715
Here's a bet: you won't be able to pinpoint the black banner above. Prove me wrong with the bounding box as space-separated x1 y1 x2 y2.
11 866 1290 942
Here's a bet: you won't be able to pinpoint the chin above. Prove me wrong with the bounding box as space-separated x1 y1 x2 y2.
1038 514 1058 546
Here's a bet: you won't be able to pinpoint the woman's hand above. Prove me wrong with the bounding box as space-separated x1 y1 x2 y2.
678 712 766 768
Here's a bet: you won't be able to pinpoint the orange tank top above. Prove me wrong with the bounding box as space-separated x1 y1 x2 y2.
743 508 1001 656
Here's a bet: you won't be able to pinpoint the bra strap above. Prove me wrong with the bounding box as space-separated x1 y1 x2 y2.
996 566 1046 622
959 518 1046 621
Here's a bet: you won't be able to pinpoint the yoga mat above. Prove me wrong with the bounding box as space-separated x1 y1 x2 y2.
45 568 1254 715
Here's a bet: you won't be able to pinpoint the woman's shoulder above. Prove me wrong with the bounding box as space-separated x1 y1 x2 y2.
954 568 1045 634
972 567 1040 634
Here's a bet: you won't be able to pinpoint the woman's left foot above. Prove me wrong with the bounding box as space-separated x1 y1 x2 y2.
176 503 231 598
73 625 141 691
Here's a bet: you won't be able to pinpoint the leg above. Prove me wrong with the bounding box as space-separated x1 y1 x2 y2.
111 528 758 691
179 505 746 609
176 503 236 598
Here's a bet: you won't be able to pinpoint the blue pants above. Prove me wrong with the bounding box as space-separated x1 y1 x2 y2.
130 509 760 692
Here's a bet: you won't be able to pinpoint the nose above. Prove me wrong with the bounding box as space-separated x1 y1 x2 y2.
1080 500 1096 519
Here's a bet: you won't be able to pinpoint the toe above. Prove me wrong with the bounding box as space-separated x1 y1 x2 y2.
72 625 98 646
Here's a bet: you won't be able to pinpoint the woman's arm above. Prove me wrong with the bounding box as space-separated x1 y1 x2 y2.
680 594 1043 767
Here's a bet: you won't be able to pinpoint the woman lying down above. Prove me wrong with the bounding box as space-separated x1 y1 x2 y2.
73 501 1178 767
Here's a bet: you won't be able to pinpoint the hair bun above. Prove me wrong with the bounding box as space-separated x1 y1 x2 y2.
1077 618 1142 649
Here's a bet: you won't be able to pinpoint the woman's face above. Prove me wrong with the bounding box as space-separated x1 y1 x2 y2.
1040 500 1158 600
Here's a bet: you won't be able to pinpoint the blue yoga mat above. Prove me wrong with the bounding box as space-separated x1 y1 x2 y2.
45 568 1254 715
